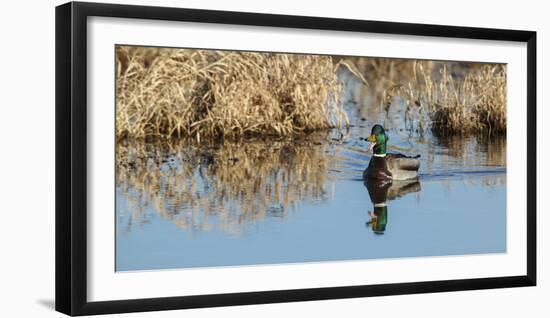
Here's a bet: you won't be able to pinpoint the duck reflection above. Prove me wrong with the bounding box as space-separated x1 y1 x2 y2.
364 179 421 234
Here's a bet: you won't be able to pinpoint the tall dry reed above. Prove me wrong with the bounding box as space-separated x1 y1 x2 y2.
116 46 350 140
371 60 507 135
426 64 507 135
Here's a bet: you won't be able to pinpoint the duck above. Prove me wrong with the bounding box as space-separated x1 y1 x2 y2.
362 124 420 181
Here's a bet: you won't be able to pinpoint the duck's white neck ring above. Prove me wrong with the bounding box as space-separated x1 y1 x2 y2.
373 153 387 157
374 202 387 207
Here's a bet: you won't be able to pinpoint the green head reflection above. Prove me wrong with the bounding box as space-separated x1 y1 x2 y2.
364 179 421 234
367 204 388 234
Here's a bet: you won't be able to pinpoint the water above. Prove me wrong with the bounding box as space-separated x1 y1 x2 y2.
115 69 506 271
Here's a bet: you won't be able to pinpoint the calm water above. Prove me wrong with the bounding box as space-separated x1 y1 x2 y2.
115 69 506 271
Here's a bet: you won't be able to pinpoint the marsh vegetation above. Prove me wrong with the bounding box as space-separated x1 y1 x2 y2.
116 46 356 140
116 46 505 140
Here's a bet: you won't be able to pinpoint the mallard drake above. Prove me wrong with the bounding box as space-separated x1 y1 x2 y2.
362 125 420 181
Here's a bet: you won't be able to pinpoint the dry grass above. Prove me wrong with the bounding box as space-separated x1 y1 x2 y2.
116 46 350 140
417 62 506 135
366 60 507 136
117 46 506 139
116 135 336 234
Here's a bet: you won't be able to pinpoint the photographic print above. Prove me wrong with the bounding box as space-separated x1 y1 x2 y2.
115 45 506 271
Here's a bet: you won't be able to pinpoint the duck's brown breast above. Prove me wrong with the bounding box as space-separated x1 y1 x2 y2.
363 156 392 180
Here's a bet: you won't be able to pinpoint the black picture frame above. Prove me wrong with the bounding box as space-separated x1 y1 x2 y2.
55 1 537 316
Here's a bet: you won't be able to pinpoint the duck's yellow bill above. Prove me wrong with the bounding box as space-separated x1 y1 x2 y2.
367 134 377 142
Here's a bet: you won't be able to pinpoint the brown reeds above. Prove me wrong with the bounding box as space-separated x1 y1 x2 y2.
418 63 507 135
367 60 507 136
116 46 349 140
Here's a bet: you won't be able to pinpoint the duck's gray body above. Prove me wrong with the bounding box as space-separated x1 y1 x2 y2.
362 153 420 181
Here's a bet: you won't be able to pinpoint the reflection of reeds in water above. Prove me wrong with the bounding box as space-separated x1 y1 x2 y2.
437 174 507 197
116 136 336 235
424 134 507 192
420 133 507 185
116 46 349 140
437 134 506 166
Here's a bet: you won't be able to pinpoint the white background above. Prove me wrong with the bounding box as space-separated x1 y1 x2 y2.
0 0 547 317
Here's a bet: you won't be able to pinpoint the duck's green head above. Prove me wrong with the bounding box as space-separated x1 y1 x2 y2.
367 124 388 155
